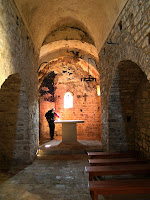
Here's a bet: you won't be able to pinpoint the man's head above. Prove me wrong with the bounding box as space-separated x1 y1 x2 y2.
51 107 55 111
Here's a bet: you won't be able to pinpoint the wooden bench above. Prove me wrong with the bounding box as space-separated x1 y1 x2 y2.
88 158 149 166
87 151 139 159
85 164 150 181
89 179 150 200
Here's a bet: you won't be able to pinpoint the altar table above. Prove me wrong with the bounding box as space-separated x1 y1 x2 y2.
55 120 84 144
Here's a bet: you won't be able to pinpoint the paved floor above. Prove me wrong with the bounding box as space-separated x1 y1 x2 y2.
0 140 150 200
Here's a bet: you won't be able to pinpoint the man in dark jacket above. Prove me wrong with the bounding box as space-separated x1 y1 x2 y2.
45 108 59 140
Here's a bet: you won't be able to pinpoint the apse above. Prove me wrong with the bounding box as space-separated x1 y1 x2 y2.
38 50 101 143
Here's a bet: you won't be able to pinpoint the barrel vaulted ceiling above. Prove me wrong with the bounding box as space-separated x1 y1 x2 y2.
14 0 127 53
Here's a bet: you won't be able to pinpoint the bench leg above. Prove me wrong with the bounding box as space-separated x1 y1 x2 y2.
90 191 94 199
89 173 93 181
90 191 98 200
93 191 98 200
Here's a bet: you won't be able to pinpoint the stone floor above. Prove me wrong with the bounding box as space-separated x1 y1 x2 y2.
0 139 150 200
39 139 103 155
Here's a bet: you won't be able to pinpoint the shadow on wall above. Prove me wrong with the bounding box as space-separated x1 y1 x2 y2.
134 74 150 158
108 60 148 152
0 73 20 171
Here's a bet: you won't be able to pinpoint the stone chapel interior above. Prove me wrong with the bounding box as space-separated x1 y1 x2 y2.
0 0 150 171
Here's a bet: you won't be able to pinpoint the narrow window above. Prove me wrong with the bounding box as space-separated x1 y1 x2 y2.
118 21 122 31
64 92 73 108
97 85 101 96
146 33 150 46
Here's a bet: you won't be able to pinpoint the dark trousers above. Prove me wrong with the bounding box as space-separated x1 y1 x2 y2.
49 121 55 139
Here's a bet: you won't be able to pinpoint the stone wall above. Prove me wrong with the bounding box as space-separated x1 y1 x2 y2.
108 61 147 151
0 0 39 168
99 0 150 154
134 76 150 158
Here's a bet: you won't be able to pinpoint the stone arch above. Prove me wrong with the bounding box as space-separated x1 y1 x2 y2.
0 73 35 170
42 17 95 47
99 44 150 151
108 60 149 152
38 56 99 90
39 40 99 70
0 74 20 170
43 26 95 46
114 45 150 81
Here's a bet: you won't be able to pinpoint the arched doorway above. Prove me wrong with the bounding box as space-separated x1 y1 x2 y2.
0 74 21 170
108 60 150 155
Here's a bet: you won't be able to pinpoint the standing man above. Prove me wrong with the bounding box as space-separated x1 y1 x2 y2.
45 108 60 140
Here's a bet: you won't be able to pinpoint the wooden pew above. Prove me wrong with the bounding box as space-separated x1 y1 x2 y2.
88 158 149 166
89 179 150 200
85 164 150 181
87 151 139 159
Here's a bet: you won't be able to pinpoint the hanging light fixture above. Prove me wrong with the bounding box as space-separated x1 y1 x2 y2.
81 58 96 82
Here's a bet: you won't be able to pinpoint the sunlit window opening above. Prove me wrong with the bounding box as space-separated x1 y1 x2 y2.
97 85 101 96
64 92 73 108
